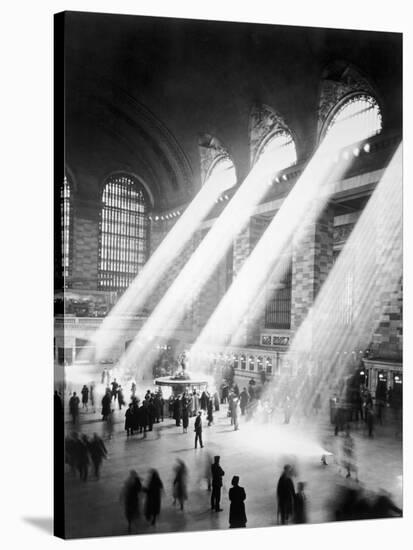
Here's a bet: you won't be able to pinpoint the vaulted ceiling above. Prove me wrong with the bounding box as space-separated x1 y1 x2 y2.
64 11 402 209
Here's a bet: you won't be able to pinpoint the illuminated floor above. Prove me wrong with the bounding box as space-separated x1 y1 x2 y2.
63 399 402 539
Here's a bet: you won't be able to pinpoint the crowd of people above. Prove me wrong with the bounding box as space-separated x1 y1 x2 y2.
60 363 402 533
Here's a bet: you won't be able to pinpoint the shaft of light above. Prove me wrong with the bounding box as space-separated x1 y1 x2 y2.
80 168 233 363
116 142 298 378
263 144 402 415
189 117 374 364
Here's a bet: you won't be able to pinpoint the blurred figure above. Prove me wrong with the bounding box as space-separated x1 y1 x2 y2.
342 429 358 481
228 476 247 528
276 464 295 524
81 385 89 410
130 381 136 399
145 470 164 526
294 481 307 524
89 433 107 479
194 411 203 449
101 388 111 421
121 470 142 533
111 378 119 402
69 392 80 425
365 398 375 438
213 391 220 412
313 393 321 415
283 396 292 424
89 381 96 413
181 392 190 433
231 395 240 431
65 432 78 475
125 403 134 437
207 398 214 427
211 456 225 512
239 388 249 416
77 434 90 482
173 459 188 511
105 409 115 440
117 386 125 410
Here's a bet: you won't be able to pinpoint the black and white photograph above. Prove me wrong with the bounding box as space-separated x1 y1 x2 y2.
51 8 404 540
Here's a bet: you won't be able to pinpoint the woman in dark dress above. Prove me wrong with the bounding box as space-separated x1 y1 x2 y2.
101 388 111 420
145 469 164 525
229 476 247 528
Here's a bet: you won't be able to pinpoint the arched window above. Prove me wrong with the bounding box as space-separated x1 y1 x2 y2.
255 130 297 176
61 176 73 287
98 174 148 291
205 155 237 191
325 94 382 143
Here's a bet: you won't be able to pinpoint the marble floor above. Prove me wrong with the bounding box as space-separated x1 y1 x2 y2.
63 398 402 539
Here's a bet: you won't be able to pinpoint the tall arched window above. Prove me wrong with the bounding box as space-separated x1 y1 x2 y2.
98 174 148 291
61 176 73 287
325 94 382 142
205 155 237 191
255 130 297 178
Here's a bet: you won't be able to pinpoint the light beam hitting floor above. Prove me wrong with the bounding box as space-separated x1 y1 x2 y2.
261 144 402 417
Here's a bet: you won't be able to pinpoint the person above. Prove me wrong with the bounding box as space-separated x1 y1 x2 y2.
69 392 80 424
173 395 182 427
105 409 115 440
283 396 293 424
294 482 307 523
211 456 225 512
182 394 190 433
139 401 149 438
313 393 321 415
194 411 204 448
145 469 164 526
231 396 240 431
276 464 295 524
89 381 96 413
173 459 188 510
89 433 107 479
213 391 220 412
125 403 134 437
131 381 136 399
233 383 240 397
200 389 209 411
342 429 358 481
101 388 112 421
81 385 89 410
111 378 119 402
117 386 125 410
239 388 249 415
365 399 374 437
77 434 90 482
121 470 142 533
207 397 214 427
228 476 247 528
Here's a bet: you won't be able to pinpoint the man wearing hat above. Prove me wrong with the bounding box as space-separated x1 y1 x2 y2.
211 456 225 511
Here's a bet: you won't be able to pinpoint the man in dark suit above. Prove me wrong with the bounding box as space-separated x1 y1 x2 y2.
194 411 203 448
211 456 225 511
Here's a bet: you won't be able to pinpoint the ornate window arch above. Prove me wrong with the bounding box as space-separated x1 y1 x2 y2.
205 154 237 191
60 175 73 287
98 173 149 291
249 103 297 176
323 93 382 143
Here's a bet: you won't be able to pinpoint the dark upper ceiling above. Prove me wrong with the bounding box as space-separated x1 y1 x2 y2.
63 11 402 210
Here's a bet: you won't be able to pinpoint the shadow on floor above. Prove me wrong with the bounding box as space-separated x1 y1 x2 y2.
23 517 53 534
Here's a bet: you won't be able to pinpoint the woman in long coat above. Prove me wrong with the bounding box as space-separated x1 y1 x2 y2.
229 476 247 528
173 459 188 510
145 469 164 525
101 389 111 420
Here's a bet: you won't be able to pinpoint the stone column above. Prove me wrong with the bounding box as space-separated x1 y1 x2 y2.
71 195 100 290
291 204 335 332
